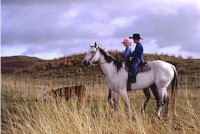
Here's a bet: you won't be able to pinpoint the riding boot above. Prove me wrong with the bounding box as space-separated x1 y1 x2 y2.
130 67 137 83
128 72 133 83
128 72 136 83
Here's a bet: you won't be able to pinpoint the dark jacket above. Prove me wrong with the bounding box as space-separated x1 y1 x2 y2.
127 42 143 60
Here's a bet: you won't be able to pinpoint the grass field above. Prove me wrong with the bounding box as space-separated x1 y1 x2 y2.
1 74 200 134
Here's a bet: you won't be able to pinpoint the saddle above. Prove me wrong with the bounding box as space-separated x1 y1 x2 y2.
125 58 151 73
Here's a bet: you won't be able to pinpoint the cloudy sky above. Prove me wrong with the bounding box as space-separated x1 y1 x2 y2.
2 0 200 59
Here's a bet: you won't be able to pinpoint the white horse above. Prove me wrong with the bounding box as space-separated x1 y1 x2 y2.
83 43 178 118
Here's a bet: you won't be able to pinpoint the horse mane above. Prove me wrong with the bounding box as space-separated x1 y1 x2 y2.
99 48 123 72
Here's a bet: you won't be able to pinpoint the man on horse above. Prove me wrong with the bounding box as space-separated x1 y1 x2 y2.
128 33 144 83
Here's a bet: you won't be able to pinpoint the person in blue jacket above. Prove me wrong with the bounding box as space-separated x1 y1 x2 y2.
120 39 132 58
128 33 144 83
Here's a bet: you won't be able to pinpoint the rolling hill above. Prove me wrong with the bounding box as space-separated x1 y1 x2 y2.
1 56 44 74
1 52 200 78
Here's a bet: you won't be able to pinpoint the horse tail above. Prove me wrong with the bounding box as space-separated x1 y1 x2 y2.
171 65 178 115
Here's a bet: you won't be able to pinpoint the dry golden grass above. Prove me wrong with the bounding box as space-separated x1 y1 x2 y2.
1 75 200 134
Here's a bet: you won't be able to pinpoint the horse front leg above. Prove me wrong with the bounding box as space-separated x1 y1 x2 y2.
108 89 118 110
119 89 132 118
113 91 119 111
108 89 112 106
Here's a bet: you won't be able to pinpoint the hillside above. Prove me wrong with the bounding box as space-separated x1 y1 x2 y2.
2 52 200 78
1 56 44 74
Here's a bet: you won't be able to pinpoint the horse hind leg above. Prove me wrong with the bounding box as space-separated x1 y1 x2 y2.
156 88 166 118
163 92 169 117
142 83 159 112
150 83 160 112
156 89 169 118
150 83 158 99
142 87 151 112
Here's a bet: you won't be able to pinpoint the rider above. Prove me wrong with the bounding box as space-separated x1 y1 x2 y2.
120 39 132 58
128 33 144 83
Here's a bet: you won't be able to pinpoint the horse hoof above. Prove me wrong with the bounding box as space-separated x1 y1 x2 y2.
164 114 169 118
156 115 161 120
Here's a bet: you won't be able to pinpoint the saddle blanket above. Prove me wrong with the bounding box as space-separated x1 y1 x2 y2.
125 61 151 73
137 63 151 73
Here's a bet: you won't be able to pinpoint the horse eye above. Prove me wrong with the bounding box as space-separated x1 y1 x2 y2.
91 51 95 53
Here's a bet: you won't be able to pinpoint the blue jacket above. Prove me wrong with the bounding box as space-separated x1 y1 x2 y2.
128 43 143 60
120 46 132 58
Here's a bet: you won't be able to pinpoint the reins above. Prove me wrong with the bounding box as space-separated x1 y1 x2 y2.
89 46 124 67
89 47 111 64
99 61 110 64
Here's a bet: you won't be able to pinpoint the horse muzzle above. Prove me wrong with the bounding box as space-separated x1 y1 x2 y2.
82 60 91 66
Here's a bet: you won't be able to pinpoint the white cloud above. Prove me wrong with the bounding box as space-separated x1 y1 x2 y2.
112 16 138 27
1 45 27 56
143 39 159 54
1 0 200 59
28 51 63 60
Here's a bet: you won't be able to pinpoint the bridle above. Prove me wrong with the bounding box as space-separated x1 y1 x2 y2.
89 46 99 63
89 46 110 64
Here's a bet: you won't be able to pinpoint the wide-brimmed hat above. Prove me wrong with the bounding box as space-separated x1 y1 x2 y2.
121 39 130 44
129 33 143 39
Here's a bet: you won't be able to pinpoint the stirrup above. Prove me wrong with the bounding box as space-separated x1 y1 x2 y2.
130 77 136 83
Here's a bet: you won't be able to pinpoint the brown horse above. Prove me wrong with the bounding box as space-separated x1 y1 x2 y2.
43 85 86 104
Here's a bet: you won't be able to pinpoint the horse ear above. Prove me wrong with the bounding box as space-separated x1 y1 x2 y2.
89 43 92 47
94 42 98 48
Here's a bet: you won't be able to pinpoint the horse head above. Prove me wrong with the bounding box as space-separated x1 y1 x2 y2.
42 90 50 101
83 42 100 66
